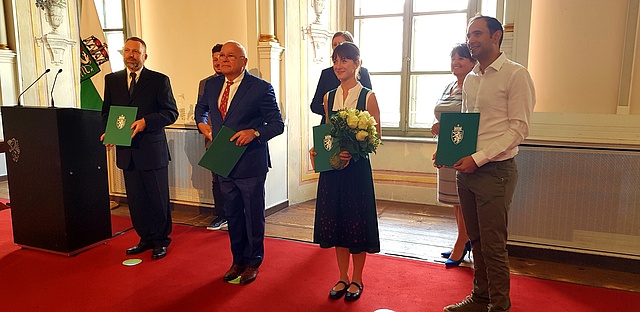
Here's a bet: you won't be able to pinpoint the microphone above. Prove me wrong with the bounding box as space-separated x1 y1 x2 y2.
17 68 50 106
50 68 63 108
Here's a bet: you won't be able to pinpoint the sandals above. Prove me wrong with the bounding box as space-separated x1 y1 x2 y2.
329 280 349 299
344 281 364 301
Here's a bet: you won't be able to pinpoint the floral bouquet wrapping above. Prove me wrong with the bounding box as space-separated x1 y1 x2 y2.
328 108 382 170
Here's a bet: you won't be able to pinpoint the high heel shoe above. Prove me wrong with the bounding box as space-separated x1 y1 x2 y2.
444 241 472 267
441 241 471 259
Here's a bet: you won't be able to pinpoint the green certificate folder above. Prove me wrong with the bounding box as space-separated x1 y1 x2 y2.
198 126 247 178
435 112 480 167
313 124 338 172
104 106 138 146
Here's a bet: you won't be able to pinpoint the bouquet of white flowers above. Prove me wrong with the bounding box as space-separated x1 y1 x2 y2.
328 108 382 169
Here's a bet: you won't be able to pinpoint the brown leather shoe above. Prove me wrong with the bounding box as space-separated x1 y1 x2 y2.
239 267 259 285
223 264 246 282
443 295 489 312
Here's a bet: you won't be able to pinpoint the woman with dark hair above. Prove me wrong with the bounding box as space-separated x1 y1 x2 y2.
312 42 381 302
431 43 477 266
310 31 373 125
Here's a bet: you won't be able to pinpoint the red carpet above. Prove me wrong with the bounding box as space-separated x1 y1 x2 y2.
0 209 637 311
111 214 133 236
0 198 9 211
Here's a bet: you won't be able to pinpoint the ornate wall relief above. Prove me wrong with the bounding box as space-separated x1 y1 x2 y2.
35 0 75 65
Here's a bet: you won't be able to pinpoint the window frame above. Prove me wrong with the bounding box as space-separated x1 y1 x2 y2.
93 0 128 72
346 0 480 138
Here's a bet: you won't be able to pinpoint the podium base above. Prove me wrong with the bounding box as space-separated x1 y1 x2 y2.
18 239 110 257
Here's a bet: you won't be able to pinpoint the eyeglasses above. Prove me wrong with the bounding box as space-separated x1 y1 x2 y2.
218 53 245 61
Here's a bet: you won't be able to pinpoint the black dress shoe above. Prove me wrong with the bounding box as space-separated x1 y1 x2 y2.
152 246 167 259
239 267 259 285
344 282 363 302
329 281 349 299
126 242 153 255
223 264 246 282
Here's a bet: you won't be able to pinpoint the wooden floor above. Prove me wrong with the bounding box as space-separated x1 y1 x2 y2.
2 178 639 293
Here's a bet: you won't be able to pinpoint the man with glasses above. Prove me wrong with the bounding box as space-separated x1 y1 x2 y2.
194 41 284 285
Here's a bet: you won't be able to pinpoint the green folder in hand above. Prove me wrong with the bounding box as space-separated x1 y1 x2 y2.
435 112 480 167
198 126 247 178
104 106 138 146
313 124 338 172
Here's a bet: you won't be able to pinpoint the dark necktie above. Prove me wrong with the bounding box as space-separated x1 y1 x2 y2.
129 72 137 96
220 81 234 119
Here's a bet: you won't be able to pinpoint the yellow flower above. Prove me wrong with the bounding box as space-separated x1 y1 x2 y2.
357 115 369 129
356 130 369 141
347 114 359 129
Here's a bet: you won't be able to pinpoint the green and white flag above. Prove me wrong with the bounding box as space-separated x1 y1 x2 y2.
80 0 111 110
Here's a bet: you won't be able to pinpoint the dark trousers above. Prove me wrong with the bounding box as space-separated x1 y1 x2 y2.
457 158 518 312
217 173 267 268
211 173 225 218
123 166 172 248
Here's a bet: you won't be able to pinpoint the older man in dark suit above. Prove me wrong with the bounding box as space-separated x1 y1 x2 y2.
101 37 178 260
195 40 284 285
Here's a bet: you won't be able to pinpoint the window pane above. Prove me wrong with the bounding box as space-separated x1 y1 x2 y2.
413 0 468 12
94 0 105 28
355 17 403 73
411 13 468 72
354 0 403 15
103 0 123 29
105 31 124 72
409 74 456 128
370 74 401 128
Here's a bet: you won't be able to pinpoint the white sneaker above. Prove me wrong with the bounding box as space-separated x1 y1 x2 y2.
207 217 227 230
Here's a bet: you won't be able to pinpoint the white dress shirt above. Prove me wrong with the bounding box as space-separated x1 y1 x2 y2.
127 67 143 85
462 52 536 167
218 70 246 110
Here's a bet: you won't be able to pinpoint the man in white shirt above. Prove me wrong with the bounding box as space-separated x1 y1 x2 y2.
444 15 535 312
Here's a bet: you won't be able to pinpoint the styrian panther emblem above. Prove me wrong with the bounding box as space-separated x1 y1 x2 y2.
451 124 464 145
7 138 20 162
116 114 127 130
323 134 333 151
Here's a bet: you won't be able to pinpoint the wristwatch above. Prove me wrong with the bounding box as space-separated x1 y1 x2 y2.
253 129 261 137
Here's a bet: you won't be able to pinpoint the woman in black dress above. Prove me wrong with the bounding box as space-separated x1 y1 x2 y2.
312 42 381 302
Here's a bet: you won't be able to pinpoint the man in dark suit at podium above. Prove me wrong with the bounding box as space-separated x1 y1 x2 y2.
195 41 284 284
101 37 178 260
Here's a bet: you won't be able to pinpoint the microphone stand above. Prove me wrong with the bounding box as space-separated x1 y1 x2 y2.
17 68 51 107
50 69 63 108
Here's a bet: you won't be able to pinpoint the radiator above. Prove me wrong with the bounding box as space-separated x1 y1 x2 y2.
509 145 640 258
107 128 215 205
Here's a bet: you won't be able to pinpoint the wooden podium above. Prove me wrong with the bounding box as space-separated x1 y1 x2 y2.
1 106 111 255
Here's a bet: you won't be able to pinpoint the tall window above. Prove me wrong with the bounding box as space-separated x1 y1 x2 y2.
94 0 126 72
349 0 479 137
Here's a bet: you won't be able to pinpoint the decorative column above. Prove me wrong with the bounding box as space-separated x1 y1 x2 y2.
257 0 284 98
0 0 9 49
259 0 277 42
